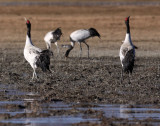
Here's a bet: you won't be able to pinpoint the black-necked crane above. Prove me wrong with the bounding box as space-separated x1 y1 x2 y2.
63 28 100 58
24 18 52 80
119 16 135 83
44 28 62 53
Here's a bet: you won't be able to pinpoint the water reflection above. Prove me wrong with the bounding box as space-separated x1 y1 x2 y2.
3 116 98 126
120 104 160 120
0 101 159 125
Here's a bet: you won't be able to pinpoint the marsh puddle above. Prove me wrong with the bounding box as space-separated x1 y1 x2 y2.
1 116 98 126
0 85 159 125
0 100 160 125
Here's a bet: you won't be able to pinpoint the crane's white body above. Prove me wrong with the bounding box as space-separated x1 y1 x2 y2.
44 30 59 53
70 29 90 42
63 28 100 58
24 35 41 79
24 19 52 80
119 33 135 67
69 29 92 57
44 31 57 44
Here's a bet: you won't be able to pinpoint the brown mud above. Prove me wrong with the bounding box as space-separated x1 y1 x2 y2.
1 49 160 104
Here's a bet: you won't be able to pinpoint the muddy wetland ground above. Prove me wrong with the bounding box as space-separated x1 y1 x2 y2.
0 1 160 125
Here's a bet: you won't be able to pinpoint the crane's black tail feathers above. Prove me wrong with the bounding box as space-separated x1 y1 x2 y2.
52 28 62 40
122 49 135 74
89 28 101 38
134 45 138 49
36 50 53 72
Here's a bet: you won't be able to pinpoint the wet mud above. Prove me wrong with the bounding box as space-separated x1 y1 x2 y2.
1 48 160 104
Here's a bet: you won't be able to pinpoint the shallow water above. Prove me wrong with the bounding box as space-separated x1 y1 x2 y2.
0 84 160 125
1 116 98 126
2 116 97 126
99 104 160 120
0 99 160 125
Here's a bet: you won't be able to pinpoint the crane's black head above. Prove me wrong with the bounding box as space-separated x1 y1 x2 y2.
53 28 63 40
125 16 130 33
54 28 63 36
26 20 31 29
89 28 101 38
25 19 31 37
125 16 130 25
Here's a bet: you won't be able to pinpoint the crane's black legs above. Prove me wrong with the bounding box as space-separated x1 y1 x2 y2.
84 41 89 58
79 42 82 57
128 72 131 84
55 42 59 54
120 69 132 84
32 68 37 80
46 42 51 50
121 68 123 84
78 41 89 58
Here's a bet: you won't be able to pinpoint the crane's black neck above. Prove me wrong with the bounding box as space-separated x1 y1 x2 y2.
125 20 130 34
27 23 31 38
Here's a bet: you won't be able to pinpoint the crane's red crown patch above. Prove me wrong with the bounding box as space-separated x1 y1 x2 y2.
26 20 30 24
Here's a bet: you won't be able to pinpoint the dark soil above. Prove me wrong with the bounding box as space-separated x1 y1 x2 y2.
1 48 160 105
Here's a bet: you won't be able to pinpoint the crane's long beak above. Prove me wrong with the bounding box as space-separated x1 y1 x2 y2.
24 17 27 21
